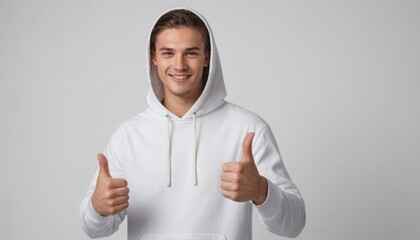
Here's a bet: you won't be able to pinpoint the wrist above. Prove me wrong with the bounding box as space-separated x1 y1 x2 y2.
253 176 268 205
90 198 108 219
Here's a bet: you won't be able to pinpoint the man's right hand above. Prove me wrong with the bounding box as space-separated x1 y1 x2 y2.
91 154 129 216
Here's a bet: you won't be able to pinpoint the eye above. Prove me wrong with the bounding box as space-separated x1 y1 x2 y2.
186 51 198 56
162 52 173 56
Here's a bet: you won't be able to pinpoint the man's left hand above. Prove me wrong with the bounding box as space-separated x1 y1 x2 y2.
221 132 268 205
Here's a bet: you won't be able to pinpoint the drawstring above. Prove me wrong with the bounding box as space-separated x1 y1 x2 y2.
166 114 171 187
192 112 197 186
165 112 198 187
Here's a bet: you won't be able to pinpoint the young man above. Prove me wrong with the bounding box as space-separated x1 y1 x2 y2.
81 8 305 240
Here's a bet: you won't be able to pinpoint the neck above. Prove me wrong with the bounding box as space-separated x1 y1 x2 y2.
163 93 200 118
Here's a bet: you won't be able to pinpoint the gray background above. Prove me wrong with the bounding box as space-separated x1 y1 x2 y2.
1 0 419 239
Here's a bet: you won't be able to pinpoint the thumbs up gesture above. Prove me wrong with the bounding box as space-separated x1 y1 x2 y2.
221 132 268 205
91 154 129 216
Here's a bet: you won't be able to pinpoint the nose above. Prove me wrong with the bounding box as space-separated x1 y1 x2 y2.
174 54 187 71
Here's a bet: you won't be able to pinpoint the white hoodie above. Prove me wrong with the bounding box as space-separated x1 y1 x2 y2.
80 7 305 240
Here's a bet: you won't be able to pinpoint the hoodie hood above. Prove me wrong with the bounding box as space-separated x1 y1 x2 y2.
146 7 226 120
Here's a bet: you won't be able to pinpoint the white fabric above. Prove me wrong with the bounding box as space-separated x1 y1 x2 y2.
80 7 305 240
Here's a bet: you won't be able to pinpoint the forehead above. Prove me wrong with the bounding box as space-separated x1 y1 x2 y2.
155 27 205 49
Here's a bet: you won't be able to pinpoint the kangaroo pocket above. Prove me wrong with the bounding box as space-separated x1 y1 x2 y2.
140 234 227 240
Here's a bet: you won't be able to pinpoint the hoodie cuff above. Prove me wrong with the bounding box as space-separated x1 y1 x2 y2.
87 199 110 223
252 179 282 220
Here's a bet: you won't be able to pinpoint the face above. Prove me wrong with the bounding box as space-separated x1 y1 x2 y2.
152 27 209 102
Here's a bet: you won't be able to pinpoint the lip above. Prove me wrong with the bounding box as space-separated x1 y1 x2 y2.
168 73 192 82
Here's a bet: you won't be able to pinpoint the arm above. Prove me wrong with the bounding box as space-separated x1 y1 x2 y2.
80 182 127 238
220 126 305 237
252 124 306 238
80 131 128 238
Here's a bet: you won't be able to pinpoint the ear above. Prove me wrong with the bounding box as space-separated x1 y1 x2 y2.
204 52 210 67
151 52 157 66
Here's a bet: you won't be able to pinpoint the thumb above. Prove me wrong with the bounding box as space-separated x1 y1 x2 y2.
241 132 255 162
97 153 111 178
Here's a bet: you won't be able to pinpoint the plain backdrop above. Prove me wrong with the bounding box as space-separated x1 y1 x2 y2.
1 0 419 239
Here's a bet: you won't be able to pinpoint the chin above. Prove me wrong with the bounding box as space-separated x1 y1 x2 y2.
172 90 191 97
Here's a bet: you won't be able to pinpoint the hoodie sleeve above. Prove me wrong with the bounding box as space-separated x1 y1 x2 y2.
80 129 127 239
252 123 306 238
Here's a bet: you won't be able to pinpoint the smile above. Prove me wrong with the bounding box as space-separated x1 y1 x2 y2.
169 74 191 80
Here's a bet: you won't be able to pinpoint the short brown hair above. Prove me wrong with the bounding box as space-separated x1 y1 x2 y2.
150 9 211 55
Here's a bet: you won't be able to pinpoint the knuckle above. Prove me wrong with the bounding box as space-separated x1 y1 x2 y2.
109 207 117 215
233 173 240 181
105 180 113 189
122 179 128 186
221 190 228 198
222 165 228 172
231 192 239 201
105 191 113 199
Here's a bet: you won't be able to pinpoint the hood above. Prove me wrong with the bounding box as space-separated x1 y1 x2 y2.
146 7 226 120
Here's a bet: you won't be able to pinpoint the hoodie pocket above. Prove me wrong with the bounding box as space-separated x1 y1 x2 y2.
140 234 227 240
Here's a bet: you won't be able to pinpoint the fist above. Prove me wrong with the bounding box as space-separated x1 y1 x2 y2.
220 132 268 205
91 154 129 216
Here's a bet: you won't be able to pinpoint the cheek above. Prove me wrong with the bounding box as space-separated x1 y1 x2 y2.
190 60 206 72
156 61 170 73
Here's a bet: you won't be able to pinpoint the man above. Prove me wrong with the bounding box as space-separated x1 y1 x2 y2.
80 8 305 240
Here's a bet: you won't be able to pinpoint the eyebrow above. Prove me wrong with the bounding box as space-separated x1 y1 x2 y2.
186 47 201 51
158 47 201 51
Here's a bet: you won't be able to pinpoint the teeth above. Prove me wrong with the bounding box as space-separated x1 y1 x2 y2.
171 75 189 80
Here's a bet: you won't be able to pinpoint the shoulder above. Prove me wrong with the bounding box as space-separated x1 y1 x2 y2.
109 108 159 138
218 102 277 147
221 101 267 125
